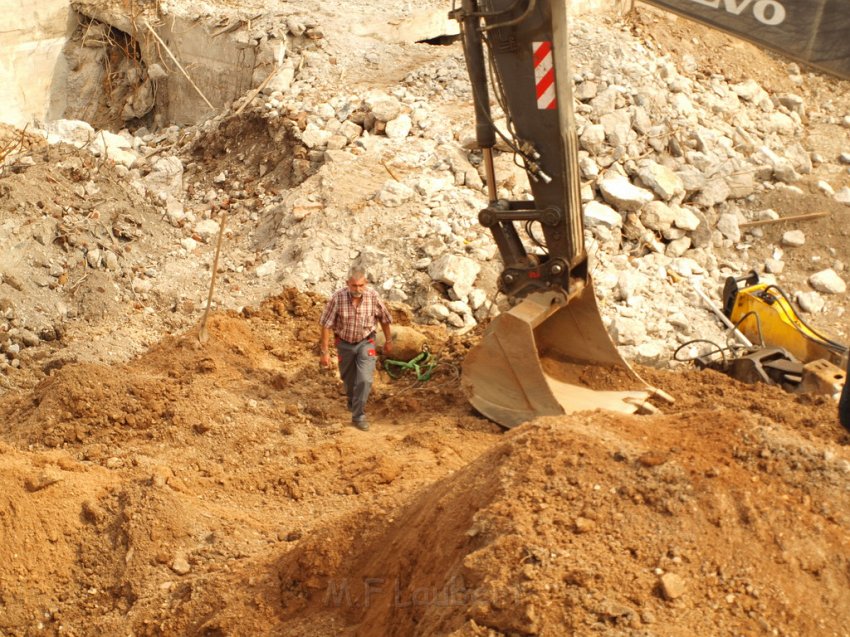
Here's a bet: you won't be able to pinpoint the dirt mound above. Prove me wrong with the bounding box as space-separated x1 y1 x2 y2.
1 287 848 636
0 288 496 636
275 404 850 636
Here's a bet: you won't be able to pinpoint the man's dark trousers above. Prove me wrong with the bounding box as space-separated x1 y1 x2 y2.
336 334 377 423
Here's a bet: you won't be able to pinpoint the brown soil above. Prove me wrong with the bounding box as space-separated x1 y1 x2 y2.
1 288 848 636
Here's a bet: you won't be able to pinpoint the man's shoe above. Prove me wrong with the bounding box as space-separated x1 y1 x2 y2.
352 419 369 431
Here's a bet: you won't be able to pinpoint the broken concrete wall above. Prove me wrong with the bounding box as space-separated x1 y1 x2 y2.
70 2 256 126
155 16 256 125
0 0 74 127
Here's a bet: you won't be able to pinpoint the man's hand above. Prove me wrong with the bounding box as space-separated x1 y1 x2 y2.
319 351 331 368
382 339 394 357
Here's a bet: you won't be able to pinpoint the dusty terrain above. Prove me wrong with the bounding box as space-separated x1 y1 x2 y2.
1 1 850 636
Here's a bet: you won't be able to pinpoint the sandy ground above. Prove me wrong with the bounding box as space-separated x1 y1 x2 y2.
1 2 850 636
1 290 848 636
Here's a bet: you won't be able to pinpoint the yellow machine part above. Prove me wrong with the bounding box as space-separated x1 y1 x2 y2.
729 283 843 366
461 281 671 428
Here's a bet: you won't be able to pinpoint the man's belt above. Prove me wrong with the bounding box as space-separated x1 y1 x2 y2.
339 332 375 345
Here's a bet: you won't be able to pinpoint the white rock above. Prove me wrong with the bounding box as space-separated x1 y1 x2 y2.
132 277 153 293
428 254 481 290
370 97 402 123
640 201 677 232
468 288 487 311
86 248 101 268
600 110 632 146
809 269 846 294
816 181 835 196
92 129 131 151
180 237 198 251
635 342 665 365
422 303 450 320
103 251 119 271
377 180 414 207
598 172 654 212
694 178 731 207
144 156 184 199
385 114 412 139
670 257 703 277
446 313 465 328
666 236 691 258
610 315 646 346
339 120 363 142
266 67 295 93
44 119 95 145
716 214 741 243
326 134 348 150
415 176 452 198
171 555 191 576
165 197 185 225
256 261 277 278
616 271 642 302
446 300 472 316
325 149 356 163
781 230 805 247
835 187 850 205
636 162 684 201
301 126 333 149
194 219 220 242
730 79 764 101
583 201 622 229
796 291 825 313
764 258 784 274
579 124 607 155
672 205 701 231
578 155 599 179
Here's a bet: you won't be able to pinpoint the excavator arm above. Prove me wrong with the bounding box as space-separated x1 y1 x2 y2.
452 0 584 299
452 0 668 428
453 0 848 429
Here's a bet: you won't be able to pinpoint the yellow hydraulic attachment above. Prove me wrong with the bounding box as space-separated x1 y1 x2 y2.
723 272 847 367
721 272 847 393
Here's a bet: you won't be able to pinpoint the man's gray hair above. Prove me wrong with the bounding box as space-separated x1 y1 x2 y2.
348 265 368 281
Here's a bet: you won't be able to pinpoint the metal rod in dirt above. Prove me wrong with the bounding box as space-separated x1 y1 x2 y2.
198 211 227 341
692 281 753 348
739 211 828 228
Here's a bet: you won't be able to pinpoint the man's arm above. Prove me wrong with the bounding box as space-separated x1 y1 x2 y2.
379 320 393 357
319 326 334 368
375 296 393 357
318 295 338 368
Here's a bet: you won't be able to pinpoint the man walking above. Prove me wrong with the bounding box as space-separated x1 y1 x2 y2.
319 266 393 431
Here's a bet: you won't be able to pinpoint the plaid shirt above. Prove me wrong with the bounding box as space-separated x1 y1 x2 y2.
319 286 392 343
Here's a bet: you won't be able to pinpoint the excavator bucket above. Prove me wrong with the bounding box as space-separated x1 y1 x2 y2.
463 282 666 428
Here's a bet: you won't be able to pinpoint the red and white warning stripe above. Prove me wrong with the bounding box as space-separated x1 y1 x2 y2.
533 41 557 110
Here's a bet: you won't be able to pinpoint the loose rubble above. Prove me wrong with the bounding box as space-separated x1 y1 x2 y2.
3 4 849 377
